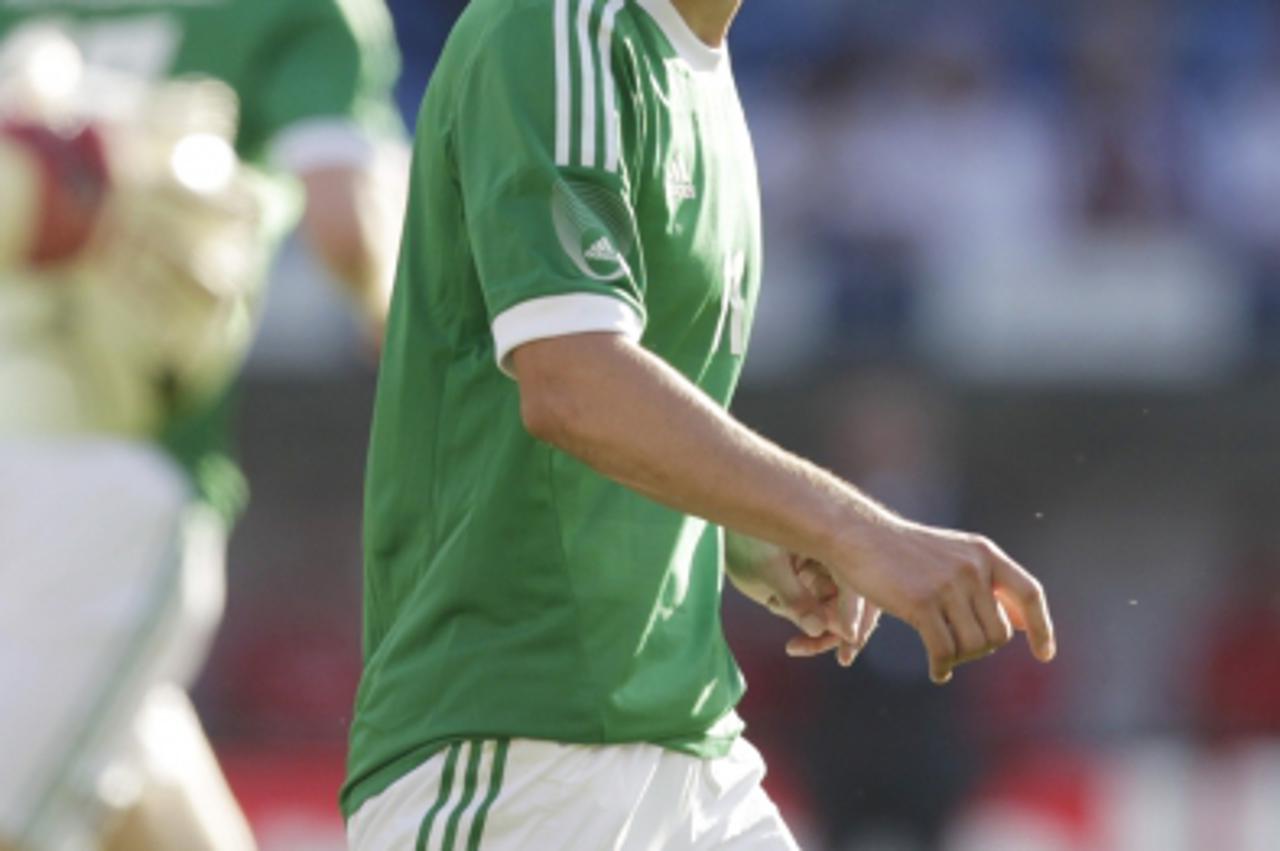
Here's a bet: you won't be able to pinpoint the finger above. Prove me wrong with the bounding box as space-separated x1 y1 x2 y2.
786 632 843 657
972 589 1013 650
793 559 856 642
836 596 878 666
765 595 810 629
991 557 1056 662
826 588 862 644
914 609 957 685
795 561 839 602
765 570 828 637
766 596 824 639
855 603 882 648
797 612 826 638
942 587 989 662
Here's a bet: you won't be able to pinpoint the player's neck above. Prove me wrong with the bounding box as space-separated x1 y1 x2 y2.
670 0 741 49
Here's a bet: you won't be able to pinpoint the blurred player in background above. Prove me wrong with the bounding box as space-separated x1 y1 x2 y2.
0 1 405 849
344 0 1055 849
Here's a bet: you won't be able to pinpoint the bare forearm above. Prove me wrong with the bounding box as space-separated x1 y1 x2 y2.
515 332 1056 681
514 334 888 565
299 166 400 334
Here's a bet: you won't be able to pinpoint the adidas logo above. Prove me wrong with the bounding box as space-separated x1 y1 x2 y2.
584 237 620 262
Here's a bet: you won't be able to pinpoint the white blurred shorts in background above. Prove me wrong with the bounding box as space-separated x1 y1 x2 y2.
0 439 225 851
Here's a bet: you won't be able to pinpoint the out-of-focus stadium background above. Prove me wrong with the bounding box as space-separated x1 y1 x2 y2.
198 1 1280 849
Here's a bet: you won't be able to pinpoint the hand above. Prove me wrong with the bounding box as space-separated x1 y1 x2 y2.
726 533 879 666
826 517 1056 684
783 559 883 667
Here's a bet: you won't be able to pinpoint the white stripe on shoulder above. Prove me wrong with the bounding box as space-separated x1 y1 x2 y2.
491 293 645 378
554 0 572 165
576 0 599 167
598 0 626 173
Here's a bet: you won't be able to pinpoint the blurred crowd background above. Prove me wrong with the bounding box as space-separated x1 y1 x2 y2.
195 1 1280 849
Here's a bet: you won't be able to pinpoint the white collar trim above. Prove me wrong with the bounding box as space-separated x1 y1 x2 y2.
635 0 726 73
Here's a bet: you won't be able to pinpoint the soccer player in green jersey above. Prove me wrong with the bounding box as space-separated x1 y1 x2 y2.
0 2 404 850
345 0 1058 848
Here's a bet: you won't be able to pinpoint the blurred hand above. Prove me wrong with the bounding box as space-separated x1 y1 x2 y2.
726 534 880 666
826 517 1056 684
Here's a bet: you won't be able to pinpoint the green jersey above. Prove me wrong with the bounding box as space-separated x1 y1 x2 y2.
345 0 763 820
0 0 402 519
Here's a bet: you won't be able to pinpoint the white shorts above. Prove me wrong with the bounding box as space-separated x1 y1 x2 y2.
0 438 227 851
348 737 801 851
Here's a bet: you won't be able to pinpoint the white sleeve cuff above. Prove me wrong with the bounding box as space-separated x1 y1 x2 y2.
492 293 645 377
268 118 380 174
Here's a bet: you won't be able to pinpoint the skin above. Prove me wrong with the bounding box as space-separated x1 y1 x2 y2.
0 691 256 851
513 333 1055 685
299 166 401 342
101 699 257 851
671 0 743 47
92 166 402 851
1 44 400 851
92 163 398 851
0 142 398 342
513 0 1055 682
85 167 396 851
0 149 395 851
726 531 881 667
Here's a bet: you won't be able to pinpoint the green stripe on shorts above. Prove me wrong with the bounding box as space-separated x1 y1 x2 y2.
416 742 463 851
466 738 510 851
440 741 484 850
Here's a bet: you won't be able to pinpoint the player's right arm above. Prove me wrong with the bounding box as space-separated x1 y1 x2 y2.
513 334 1055 684
449 2 1055 684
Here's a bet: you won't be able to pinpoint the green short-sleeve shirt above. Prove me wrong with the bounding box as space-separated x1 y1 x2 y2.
344 0 764 819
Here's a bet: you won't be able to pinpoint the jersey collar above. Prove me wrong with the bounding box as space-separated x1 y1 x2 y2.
635 0 726 73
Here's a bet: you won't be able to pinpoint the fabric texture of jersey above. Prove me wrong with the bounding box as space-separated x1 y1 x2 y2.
0 0 403 520
345 0 763 819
